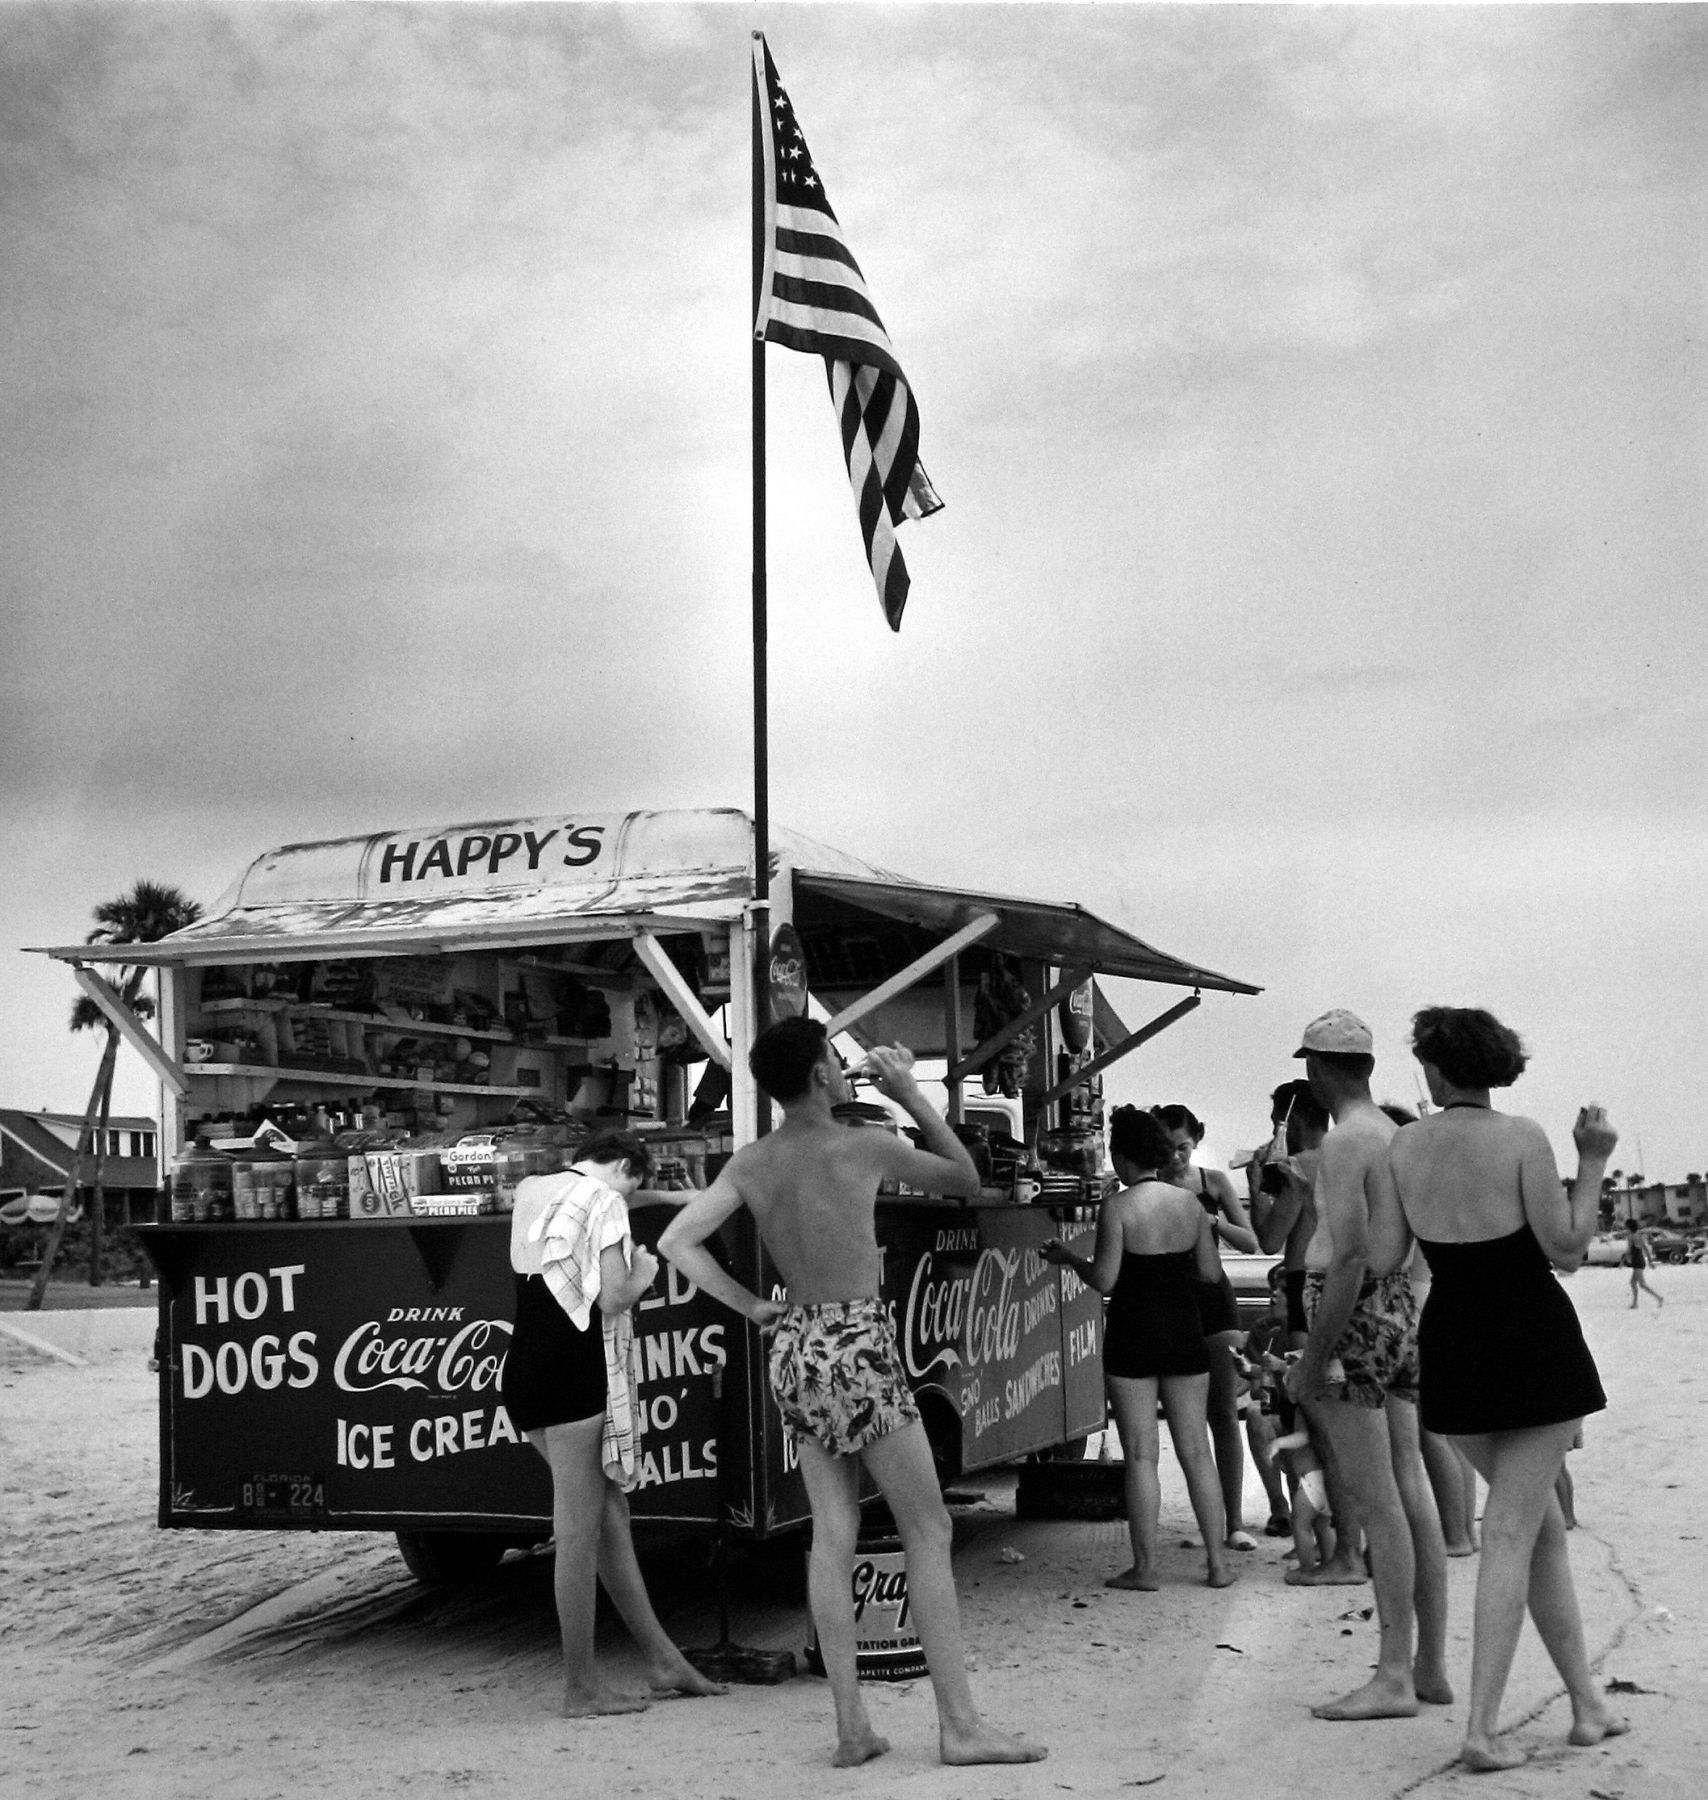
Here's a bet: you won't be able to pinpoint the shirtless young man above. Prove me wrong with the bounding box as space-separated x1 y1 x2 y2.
1282 1010 1452 1721
658 1017 1045 1771
1248 1079 1367 1576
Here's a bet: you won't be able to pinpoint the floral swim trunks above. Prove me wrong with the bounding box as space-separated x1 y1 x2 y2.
1302 1269 1420 1409
767 1298 921 1457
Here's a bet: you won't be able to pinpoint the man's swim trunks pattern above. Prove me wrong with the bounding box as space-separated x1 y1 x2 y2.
1303 1268 1420 1408
767 1298 921 1456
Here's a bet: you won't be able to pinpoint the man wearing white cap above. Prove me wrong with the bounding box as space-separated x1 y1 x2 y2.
1284 1010 1451 1720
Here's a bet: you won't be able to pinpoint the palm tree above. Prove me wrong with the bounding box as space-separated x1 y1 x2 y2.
29 880 201 1308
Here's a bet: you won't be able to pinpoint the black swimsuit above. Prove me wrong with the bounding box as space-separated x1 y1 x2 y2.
1103 1249 1211 1379
1415 1223 1606 1436
500 1272 608 1432
1188 1172 1242 1338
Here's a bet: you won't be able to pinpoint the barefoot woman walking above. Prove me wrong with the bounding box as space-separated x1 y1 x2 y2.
1380 1008 1627 1773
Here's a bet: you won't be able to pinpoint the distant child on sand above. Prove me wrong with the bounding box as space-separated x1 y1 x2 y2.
660 1020 1045 1771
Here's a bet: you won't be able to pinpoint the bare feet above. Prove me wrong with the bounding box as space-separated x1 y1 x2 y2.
1311 1674 1419 1721
1459 1736 1528 1771
647 1655 727 1699
1568 1709 1630 1748
1414 1664 1454 1706
1205 1564 1238 1589
1285 1557 1368 1588
562 1684 650 1717
1444 1539 1478 1558
831 1728 891 1768
940 1720 1048 1765
1105 1567 1160 1591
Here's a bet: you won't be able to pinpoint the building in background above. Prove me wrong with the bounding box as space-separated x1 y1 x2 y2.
0 1108 161 1227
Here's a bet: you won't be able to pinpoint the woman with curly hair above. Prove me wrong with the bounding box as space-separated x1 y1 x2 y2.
1375 1007 1627 1772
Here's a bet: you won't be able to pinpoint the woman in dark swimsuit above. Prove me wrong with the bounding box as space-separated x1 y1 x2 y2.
1044 1107 1234 1590
1378 1008 1626 1773
1153 1104 1261 1552
1624 1218 1664 1308
504 1128 721 1716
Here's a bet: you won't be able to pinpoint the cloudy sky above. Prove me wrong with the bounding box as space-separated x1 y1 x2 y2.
2 3 1703 1182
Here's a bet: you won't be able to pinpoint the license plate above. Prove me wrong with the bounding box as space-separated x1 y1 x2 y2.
238 1473 328 1520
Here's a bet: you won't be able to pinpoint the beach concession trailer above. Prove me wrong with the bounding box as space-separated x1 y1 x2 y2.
37 809 1256 1579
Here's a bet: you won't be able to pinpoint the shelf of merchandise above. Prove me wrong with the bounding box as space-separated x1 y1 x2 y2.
198 998 595 1051
187 1064 539 1099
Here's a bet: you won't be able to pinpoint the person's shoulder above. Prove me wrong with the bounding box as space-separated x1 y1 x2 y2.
1152 1180 1203 1225
1506 1112 1551 1147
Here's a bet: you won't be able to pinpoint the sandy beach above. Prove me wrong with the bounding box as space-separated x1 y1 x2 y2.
1 1264 1700 1800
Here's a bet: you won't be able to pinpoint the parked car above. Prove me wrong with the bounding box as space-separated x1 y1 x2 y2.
1646 1228 1693 1264
1583 1233 1629 1267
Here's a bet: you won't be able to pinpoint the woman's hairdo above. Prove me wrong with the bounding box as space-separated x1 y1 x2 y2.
1110 1105 1176 1170
1411 1006 1529 1089
1150 1102 1205 1143
748 1015 830 1102
577 1128 654 1181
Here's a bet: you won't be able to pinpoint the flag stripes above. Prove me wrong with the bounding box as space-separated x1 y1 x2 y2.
753 36 940 631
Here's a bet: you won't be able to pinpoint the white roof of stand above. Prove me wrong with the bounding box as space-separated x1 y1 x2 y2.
30 808 1259 994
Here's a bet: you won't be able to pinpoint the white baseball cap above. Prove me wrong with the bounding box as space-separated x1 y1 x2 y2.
1293 1009 1374 1058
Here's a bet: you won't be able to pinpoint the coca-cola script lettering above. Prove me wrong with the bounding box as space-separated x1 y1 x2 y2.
333 1318 512 1395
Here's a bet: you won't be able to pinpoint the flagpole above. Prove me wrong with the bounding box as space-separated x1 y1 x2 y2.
751 37 769 922
751 34 772 1073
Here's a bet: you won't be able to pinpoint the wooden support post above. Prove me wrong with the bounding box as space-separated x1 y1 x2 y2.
942 953 963 1124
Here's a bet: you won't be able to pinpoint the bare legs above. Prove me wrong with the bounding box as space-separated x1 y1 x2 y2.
529 1422 722 1716
1244 1406 1292 1528
595 1483 726 1697
1452 1425 1627 1772
532 1419 649 1716
1204 1332 1252 1544
1629 1267 1663 1308
1285 1399 1366 1586
1423 1428 1480 1555
797 1426 1045 1768
1160 1375 1237 1587
1103 1373 1233 1589
1103 1376 1163 1590
1305 1398 1439 1719
1383 1396 1452 1705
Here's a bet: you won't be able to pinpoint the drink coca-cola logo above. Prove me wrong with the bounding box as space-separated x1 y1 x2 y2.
902 1247 1024 1381
332 1318 511 1395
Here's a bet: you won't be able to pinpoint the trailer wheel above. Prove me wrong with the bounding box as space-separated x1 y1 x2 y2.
394 1530 511 1587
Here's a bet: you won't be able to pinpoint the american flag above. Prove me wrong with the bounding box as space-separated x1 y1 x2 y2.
753 36 941 632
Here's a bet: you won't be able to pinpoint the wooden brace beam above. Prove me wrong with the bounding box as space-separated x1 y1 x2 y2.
70 964 189 1097
633 932 733 1071
946 963 1093 1084
825 913 1002 1038
1037 992 1202 1109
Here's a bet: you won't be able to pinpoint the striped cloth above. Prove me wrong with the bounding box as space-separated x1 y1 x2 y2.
753 34 942 632
525 1172 645 1491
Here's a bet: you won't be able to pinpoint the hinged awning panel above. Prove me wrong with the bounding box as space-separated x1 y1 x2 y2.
794 874 1258 995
